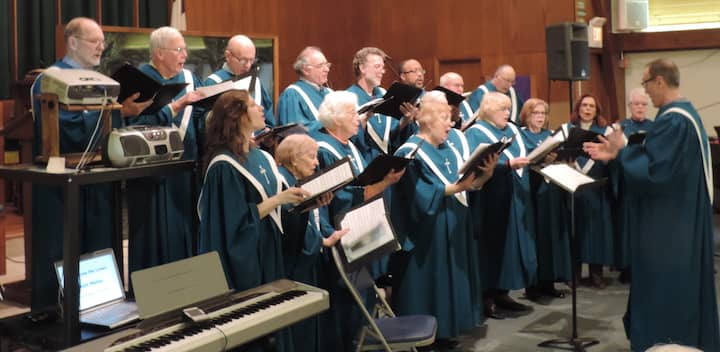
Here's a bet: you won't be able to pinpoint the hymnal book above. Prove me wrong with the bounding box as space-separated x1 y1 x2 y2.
431 86 465 107
191 70 257 110
371 82 423 118
111 63 188 115
534 163 606 193
357 97 391 115
351 154 413 187
254 123 308 144
527 129 567 164
628 131 647 145
334 195 400 271
290 157 356 213
457 136 514 182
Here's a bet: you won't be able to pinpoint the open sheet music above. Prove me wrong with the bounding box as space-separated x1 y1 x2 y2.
111 63 188 115
527 129 567 164
457 136 513 182
192 71 260 109
535 163 601 193
357 97 390 115
336 195 399 270
290 157 356 212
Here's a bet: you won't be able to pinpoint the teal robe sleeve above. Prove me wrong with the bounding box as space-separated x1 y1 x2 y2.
198 161 262 291
276 88 322 131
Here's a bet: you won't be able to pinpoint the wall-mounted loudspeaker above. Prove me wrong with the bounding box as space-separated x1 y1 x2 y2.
616 0 649 31
545 22 590 81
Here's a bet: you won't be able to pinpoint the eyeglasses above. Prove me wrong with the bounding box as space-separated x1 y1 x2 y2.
229 51 258 66
531 111 548 115
307 62 332 69
641 76 656 87
162 47 187 53
500 77 516 85
402 68 426 75
75 36 105 47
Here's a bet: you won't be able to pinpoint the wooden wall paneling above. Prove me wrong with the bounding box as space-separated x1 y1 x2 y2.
618 28 720 53
434 57 484 93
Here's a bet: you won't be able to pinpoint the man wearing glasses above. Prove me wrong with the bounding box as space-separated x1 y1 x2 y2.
124 26 206 277
399 59 426 89
277 46 332 131
584 59 719 351
29 17 153 310
466 64 524 124
204 34 275 127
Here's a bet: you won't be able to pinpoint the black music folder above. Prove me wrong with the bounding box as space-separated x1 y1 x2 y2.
290 157 356 213
628 131 647 145
555 128 602 161
334 195 400 272
368 82 423 118
431 86 465 107
457 136 513 182
111 63 188 115
254 123 308 145
351 154 412 187
191 70 256 110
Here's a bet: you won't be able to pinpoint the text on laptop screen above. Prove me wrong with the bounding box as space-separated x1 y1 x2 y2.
56 251 125 311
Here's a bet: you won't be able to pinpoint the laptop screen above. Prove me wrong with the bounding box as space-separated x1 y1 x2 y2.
54 249 125 311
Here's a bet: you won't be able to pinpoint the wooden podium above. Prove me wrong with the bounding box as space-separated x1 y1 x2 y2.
37 93 121 166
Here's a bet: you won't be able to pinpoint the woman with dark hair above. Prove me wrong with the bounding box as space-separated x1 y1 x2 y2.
198 89 308 292
519 98 571 301
563 93 615 289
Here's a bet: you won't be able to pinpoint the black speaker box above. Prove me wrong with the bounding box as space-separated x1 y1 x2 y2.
546 22 590 81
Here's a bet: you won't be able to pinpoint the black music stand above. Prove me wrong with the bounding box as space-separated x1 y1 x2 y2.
532 164 605 352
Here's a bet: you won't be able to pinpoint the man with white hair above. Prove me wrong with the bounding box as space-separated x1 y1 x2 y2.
203 34 275 127
277 46 332 131
466 64 524 123
125 26 205 275
29 17 151 310
439 72 474 125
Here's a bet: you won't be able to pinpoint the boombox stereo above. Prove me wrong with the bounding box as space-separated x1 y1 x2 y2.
107 126 184 167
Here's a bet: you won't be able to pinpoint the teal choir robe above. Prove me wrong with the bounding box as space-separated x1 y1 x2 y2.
391 135 482 338
465 120 537 290
309 128 369 352
277 166 327 352
29 58 116 309
346 84 398 160
562 123 615 267
465 82 524 123
125 63 204 275
277 80 331 131
198 148 292 352
203 65 275 127
520 127 572 282
619 101 719 352
458 100 475 126
611 118 654 268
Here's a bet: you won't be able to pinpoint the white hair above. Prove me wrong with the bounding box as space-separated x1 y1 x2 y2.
318 91 358 129
149 26 182 52
628 87 649 104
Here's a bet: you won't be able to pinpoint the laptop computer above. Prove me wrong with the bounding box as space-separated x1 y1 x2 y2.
54 248 139 329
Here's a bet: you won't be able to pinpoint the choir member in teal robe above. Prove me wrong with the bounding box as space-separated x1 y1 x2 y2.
28 18 150 310
124 27 205 277
203 34 275 127
466 65 524 124
584 59 719 352
439 72 475 127
277 47 333 131
391 93 493 339
310 91 403 351
465 92 536 315
198 90 309 352
519 99 571 300
612 88 654 274
566 94 614 288
275 134 347 352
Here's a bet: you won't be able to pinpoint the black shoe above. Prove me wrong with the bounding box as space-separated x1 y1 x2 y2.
540 284 567 298
495 295 533 312
484 304 506 320
618 269 631 284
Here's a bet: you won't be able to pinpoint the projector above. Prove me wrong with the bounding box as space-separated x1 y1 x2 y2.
40 67 120 105
107 126 184 168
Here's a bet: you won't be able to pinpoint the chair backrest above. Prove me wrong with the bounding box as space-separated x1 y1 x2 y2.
331 246 436 352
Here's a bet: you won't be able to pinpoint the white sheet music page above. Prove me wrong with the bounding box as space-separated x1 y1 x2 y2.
194 79 235 98
539 163 596 192
339 197 394 263
527 132 565 164
300 160 355 198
